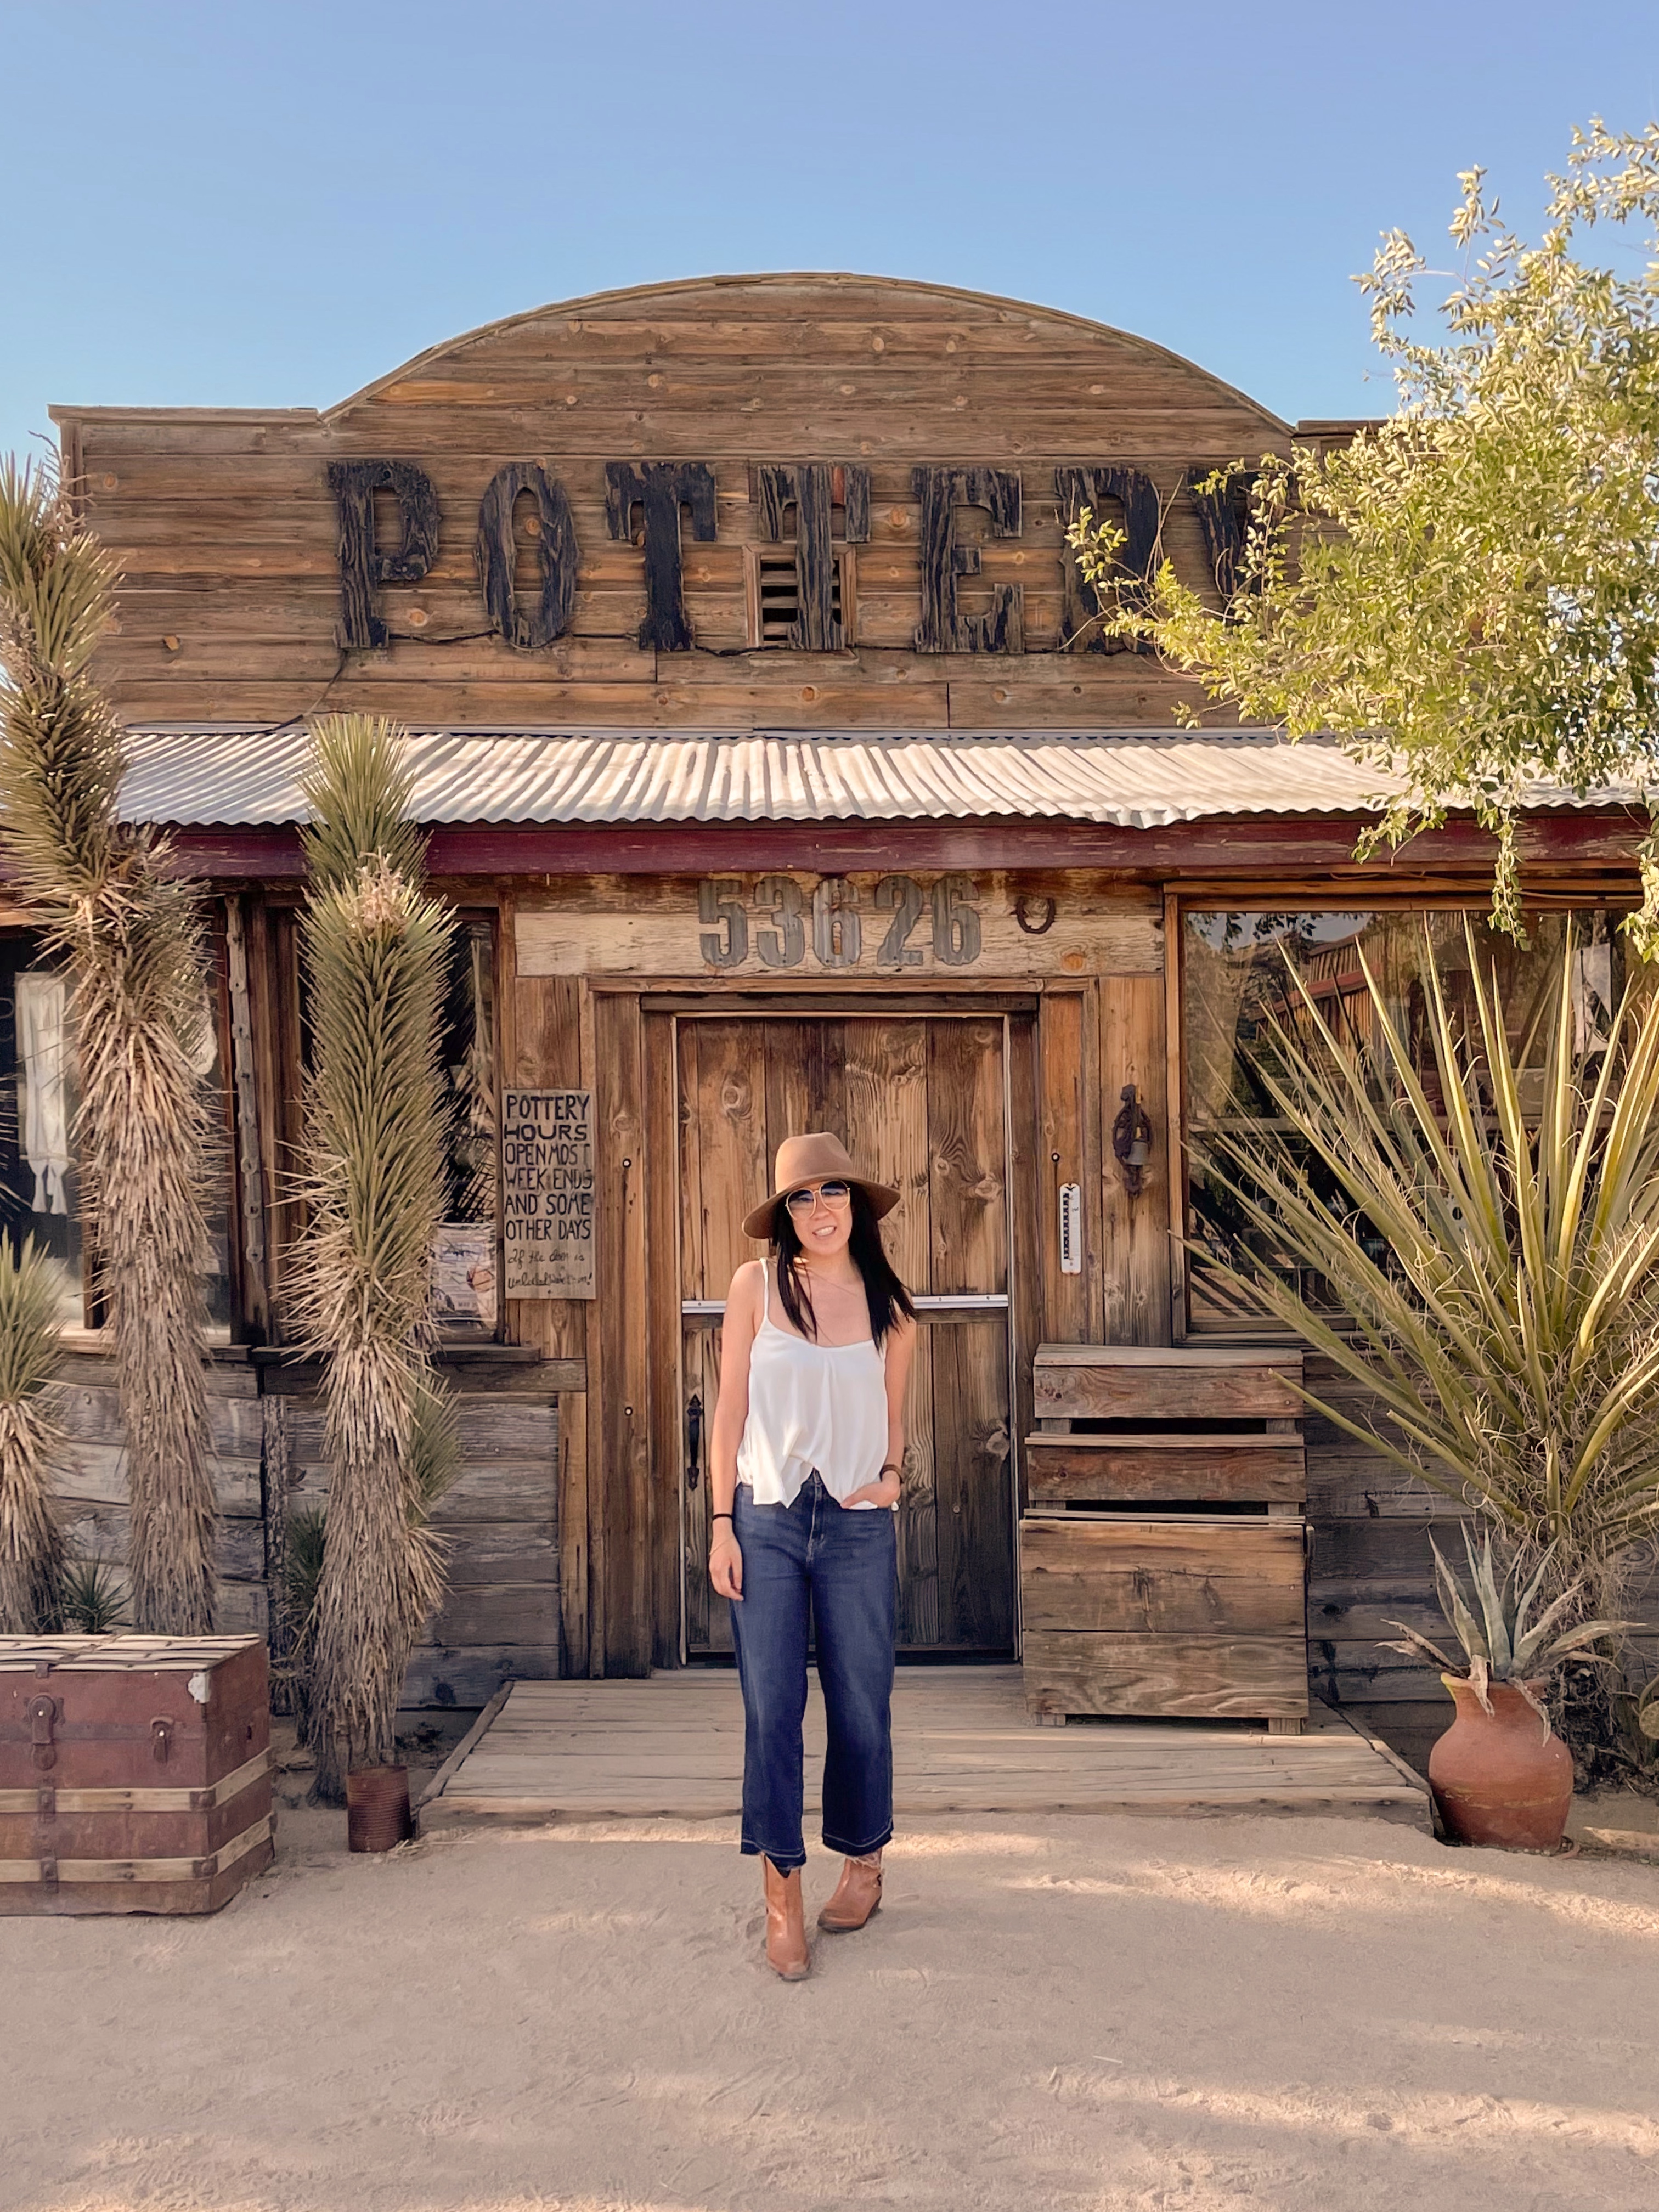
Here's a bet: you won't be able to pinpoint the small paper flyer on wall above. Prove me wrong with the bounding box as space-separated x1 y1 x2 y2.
432 1223 499 1333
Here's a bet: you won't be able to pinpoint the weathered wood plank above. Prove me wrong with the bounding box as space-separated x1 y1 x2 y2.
1025 1435 1306 1503
515 880 1161 983
928 1019 1014 1651
1099 971 1171 1344
422 1582 560 1649
592 990 651 1676
1019 1517 1305 1635
54 1442 262 1516
1037 992 1089 1345
1034 1356 1304 1424
643 1009 682 1668
60 1506 265 1582
847 1015 939 1644
1023 1631 1310 1719
400 1644 563 1708
440 1524 558 1585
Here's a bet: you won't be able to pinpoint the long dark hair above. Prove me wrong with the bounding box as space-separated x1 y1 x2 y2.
772 1187 915 1348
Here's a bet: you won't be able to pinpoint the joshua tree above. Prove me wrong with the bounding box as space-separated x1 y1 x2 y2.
292 714 459 1803
0 1239 69 1632
0 459 217 1634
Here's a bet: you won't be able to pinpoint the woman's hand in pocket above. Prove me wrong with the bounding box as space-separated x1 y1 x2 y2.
709 1526 743 1601
839 1466 902 1511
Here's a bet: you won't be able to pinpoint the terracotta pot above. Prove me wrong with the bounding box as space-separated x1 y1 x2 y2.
1428 1675 1573 1851
346 1764 413 1853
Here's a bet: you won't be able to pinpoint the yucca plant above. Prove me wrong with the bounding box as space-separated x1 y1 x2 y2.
0 458 217 1634
0 1238 68 1631
1381 1528 1629 1731
291 714 459 1803
1198 927 1659 1623
58 1556 129 1635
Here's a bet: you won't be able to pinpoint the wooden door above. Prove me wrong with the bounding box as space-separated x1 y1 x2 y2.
678 1014 1015 1656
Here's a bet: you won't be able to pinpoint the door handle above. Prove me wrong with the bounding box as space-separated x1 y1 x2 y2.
686 1393 703 1492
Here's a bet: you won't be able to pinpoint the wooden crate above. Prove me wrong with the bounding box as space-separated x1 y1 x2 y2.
1021 1345 1308 1724
1020 1514 1308 1719
0 1634 274 1915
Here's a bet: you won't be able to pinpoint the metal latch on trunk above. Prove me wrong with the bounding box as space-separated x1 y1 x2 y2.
27 1694 57 1773
151 1717 175 1764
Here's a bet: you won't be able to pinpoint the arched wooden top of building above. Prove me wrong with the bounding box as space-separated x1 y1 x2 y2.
320 272 1290 445
52 273 1316 732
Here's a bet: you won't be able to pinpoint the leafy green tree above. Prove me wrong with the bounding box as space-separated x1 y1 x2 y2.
1073 121 1659 946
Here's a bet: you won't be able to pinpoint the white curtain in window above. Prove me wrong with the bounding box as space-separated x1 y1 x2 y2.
15 971 69 1215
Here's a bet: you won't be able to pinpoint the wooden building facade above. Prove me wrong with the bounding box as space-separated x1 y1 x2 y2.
39 275 1643 1766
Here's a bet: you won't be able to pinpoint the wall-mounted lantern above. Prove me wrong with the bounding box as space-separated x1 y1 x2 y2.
1112 1084 1154 1197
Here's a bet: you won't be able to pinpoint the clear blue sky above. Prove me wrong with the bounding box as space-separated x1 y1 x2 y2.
5 0 1658 460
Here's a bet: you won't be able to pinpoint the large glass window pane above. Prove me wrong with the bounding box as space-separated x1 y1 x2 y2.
1182 909 1612 1333
0 941 84 1324
433 917 499 1337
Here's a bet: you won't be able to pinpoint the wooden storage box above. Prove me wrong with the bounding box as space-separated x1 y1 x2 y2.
1021 1513 1308 1718
0 1634 274 1915
1021 1345 1309 1725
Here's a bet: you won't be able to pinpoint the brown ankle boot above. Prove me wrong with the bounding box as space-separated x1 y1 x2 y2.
762 1857 810 1979
817 1849 883 1932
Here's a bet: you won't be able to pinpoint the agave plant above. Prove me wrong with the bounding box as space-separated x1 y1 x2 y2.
0 1238 68 1632
1381 1527 1629 1728
0 457 218 1634
1198 927 1659 1613
291 714 459 1803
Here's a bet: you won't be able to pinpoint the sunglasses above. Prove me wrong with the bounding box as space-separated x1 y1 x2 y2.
784 1180 852 1216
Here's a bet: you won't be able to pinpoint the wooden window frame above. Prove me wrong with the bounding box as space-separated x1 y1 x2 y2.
1166 888 1624 1342
743 542 859 650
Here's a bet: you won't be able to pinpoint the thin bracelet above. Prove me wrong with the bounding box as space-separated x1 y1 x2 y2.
711 1511 734 1525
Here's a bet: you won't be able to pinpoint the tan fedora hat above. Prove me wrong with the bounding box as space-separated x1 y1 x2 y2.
742 1132 900 1241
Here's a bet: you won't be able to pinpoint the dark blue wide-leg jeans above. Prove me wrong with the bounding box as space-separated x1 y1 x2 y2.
729 1475 896 1872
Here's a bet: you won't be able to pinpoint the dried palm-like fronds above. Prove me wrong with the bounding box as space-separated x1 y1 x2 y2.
291 714 458 1802
1198 926 1659 1615
0 1239 68 1632
0 457 217 1634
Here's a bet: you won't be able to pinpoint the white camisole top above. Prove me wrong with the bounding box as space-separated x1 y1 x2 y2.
736 1260 891 1509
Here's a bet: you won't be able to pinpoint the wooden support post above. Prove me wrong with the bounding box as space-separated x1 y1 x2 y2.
1163 890 1188 1344
1100 972 1172 1346
642 1010 682 1669
592 990 651 1677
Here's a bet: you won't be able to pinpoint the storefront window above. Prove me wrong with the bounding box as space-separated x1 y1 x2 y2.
432 917 499 1336
1181 909 1615 1333
0 932 235 1336
0 940 85 1324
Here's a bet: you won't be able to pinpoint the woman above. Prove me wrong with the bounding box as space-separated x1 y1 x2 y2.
708 1131 918 1980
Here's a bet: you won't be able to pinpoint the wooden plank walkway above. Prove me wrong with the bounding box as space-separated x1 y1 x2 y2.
417 1668 1431 1833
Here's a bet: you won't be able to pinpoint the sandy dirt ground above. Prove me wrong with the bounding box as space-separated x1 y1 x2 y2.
4 1799 1658 2212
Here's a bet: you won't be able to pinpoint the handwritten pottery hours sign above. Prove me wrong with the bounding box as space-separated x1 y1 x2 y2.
501 1090 596 1298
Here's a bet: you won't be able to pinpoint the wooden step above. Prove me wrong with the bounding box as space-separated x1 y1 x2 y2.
1026 1431 1305 1504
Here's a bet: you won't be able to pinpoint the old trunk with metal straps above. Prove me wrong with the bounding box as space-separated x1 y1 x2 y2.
0 1635 273 1914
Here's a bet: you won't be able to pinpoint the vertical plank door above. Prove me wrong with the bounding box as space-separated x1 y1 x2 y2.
678 1014 1015 1657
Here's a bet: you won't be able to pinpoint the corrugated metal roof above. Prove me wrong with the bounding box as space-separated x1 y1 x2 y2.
115 725 1624 831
